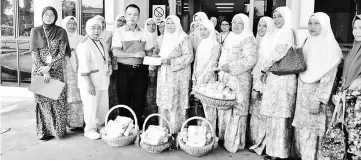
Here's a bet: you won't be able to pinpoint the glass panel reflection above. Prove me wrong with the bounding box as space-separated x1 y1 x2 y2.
1 0 14 36
81 0 104 35
19 40 31 85
19 0 34 37
62 0 76 18
1 40 18 85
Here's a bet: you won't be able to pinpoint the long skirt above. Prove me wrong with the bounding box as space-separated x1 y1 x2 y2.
294 128 325 160
248 93 264 145
159 107 187 134
63 57 84 128
35 94 67 139
219 108 247 153
250 117 293 158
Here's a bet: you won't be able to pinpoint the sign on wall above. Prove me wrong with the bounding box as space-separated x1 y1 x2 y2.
152 5 166 25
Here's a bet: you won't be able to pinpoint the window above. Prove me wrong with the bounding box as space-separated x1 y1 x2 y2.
1 0 34 86
81 0 104 35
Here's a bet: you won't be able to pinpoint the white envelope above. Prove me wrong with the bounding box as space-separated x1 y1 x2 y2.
143 56 162 66
28 76 65 99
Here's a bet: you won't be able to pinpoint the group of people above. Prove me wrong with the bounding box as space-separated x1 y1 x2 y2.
30 3 361 160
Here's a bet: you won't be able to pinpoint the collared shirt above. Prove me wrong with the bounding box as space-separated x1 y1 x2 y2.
112 24 154 65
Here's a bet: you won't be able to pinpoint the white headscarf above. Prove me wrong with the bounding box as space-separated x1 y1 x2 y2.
299 12 342 83
85 17 102 40
159 15 188 81
193 12 209 22
144 18 158 47
93 15 112 43
62 16 84 49
272 7 294 46
157 19 166 47
62 16 85 71
113 14 125 32
220 13 253 67
194 20 218 84
223 14 253 50
252 17 276 91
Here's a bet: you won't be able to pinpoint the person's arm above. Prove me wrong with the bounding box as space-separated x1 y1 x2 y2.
227 37 257 76
169 37 194 72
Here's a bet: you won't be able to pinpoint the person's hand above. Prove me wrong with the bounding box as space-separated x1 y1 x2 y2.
252 91 260 99
260 73 268 84
43 73 51 83
134 51 146 58
192 80 197 86
309 102 320 115
162 58 170 65
88 83 96 96
332 94 340 106
107 65 113 76
40 66 50 74
153 48 160 55
221 64 230 73
152 54 160 58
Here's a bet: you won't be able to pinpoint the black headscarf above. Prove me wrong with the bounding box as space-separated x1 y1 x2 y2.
342 15 361 90
30 6 71 56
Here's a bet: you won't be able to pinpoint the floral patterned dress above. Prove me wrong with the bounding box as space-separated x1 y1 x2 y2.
156 37 193 134
250 36 297 158
31 39 67 139
292 66 338 160
344 75 361 160
217 36 257 153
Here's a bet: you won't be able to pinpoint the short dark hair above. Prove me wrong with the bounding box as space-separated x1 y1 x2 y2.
126 4 140 14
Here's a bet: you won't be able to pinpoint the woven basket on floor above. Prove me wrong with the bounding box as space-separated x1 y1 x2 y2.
178 117 216 157
193 91 236 110
140 113 173 153
102 105 139 147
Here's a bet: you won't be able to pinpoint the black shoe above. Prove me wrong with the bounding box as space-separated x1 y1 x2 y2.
39 136 54 142
248 148 256 153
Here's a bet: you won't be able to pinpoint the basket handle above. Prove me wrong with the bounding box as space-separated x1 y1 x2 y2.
142 113 173 135
104 105 138 130
180 116 215 141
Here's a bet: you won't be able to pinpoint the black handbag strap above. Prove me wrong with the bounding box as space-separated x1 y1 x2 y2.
330 92 346 129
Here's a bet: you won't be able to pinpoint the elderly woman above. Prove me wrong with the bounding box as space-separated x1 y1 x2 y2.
190 12 209 51
30 6 70 141
156 15 193 134
250 7 297 160
216 13 257 153
192 20 221 131
248 16 276 146
61 16 85 131
292 12 342 160
157 20 166 46
93 15 118 112
77 18 112 140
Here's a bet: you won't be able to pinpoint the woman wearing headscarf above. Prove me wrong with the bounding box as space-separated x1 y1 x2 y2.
291 12 342 160
156 15 193 134
191 20 221 131
334 14 361 160
144 18 159 124
30 6 70 141
157 19 166 46
188 22 195 35
249 7 297 160
216 13 257 153
113 14 126 32
190 12 209 52
61 16 85 130
94 15 118 113
248 16 276 146
77 18 112 140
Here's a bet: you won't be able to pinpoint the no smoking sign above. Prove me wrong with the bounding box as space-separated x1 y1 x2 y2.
152 5 166 25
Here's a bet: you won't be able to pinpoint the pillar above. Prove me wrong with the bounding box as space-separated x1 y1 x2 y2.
34 0 62 27
169 0 176 15
286 0 315 44
249 0 255 29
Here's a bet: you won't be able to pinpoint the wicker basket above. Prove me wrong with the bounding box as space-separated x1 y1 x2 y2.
178 117 216 157
193 91 236 110
102 105 139 147
140 113 173 153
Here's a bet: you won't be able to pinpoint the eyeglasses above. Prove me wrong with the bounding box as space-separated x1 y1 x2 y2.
221 24 230 26
67 22 77 26
43 13 55 17
231 21 244 25
117 19 126 23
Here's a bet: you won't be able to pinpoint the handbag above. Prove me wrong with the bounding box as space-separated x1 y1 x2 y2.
321 92 347 160
268 29 307 75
